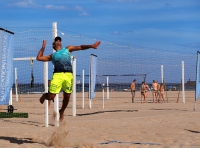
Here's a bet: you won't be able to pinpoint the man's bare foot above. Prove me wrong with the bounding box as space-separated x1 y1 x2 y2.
39 93 48 104
59 110 64 122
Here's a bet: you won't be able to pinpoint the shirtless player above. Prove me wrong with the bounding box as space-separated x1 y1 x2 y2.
152 80 158 103
131 79 136 103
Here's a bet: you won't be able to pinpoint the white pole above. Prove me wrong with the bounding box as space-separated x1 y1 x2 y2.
89 56 92 108
44 62 48 90
82 70 85 109
107 76 109 99
44 62 49 127
13 57 36 61
161 65 165 103
52 22 57 40
9 89 12 105
182 61 185 103
14 68 19 101
72 56 76 116
54 95 59 126
45 102 48 127
161 65 164 83
52 22 59 125
89 83 92 109
103 86 104 109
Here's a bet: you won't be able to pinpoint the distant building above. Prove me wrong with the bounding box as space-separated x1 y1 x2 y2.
186 79 195 85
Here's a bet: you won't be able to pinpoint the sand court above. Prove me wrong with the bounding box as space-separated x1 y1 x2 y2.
0 91 200 148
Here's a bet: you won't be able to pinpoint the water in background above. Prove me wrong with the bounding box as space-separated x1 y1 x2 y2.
12 83 195 94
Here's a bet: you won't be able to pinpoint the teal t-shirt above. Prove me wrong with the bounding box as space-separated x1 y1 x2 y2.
52 47 72 73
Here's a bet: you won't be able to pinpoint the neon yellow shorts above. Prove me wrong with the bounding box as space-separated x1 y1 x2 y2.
49 72 73 94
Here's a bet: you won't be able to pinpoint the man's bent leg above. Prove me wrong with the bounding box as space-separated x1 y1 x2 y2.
39 93 56 105
39 93 48 104
59 92 71 122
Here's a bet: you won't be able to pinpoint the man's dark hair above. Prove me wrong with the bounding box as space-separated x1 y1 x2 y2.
54 36 62 42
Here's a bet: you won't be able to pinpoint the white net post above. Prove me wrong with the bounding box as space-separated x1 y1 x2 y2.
89 56 91 109
161 65 165 102
14 68 19 101
103 87 105 109
9 89 12 105
52 22 59 126
44 62 49 127
161 65 164 83
54 94 59 126
107 76 109 99
182 61 185 103
82 70 85 109
72 56 76 116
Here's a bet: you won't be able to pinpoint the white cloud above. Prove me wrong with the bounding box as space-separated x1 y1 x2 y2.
113 31 121 35
45 5 66 10
79 11 89 16
5 0 81 11
7 0 39 8
44 4 85 13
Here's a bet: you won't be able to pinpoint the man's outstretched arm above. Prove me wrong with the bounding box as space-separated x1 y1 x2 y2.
67 41 101 53
36 40 52 61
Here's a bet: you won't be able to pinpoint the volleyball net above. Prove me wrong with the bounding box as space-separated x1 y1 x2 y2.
0 22 198 128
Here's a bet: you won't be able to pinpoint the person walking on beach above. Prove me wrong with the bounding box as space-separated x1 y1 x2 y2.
144 82 150 103
157 82 161 102
37 36 101 121
140 82 146 103
152 80 158 103
159 83 165 103
130 79 136 103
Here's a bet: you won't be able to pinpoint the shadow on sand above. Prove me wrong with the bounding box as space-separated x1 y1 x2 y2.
184 129 200 134
73 109 138 116
99 140 161 145
0 136 36 144
150 108 187 111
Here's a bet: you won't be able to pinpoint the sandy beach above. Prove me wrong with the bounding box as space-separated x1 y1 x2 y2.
0 90 200 148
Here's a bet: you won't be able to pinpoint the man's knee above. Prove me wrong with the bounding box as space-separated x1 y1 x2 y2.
63 92 71 99
48 93 56 100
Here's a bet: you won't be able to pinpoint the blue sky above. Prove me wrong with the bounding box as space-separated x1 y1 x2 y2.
1 0 200 54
